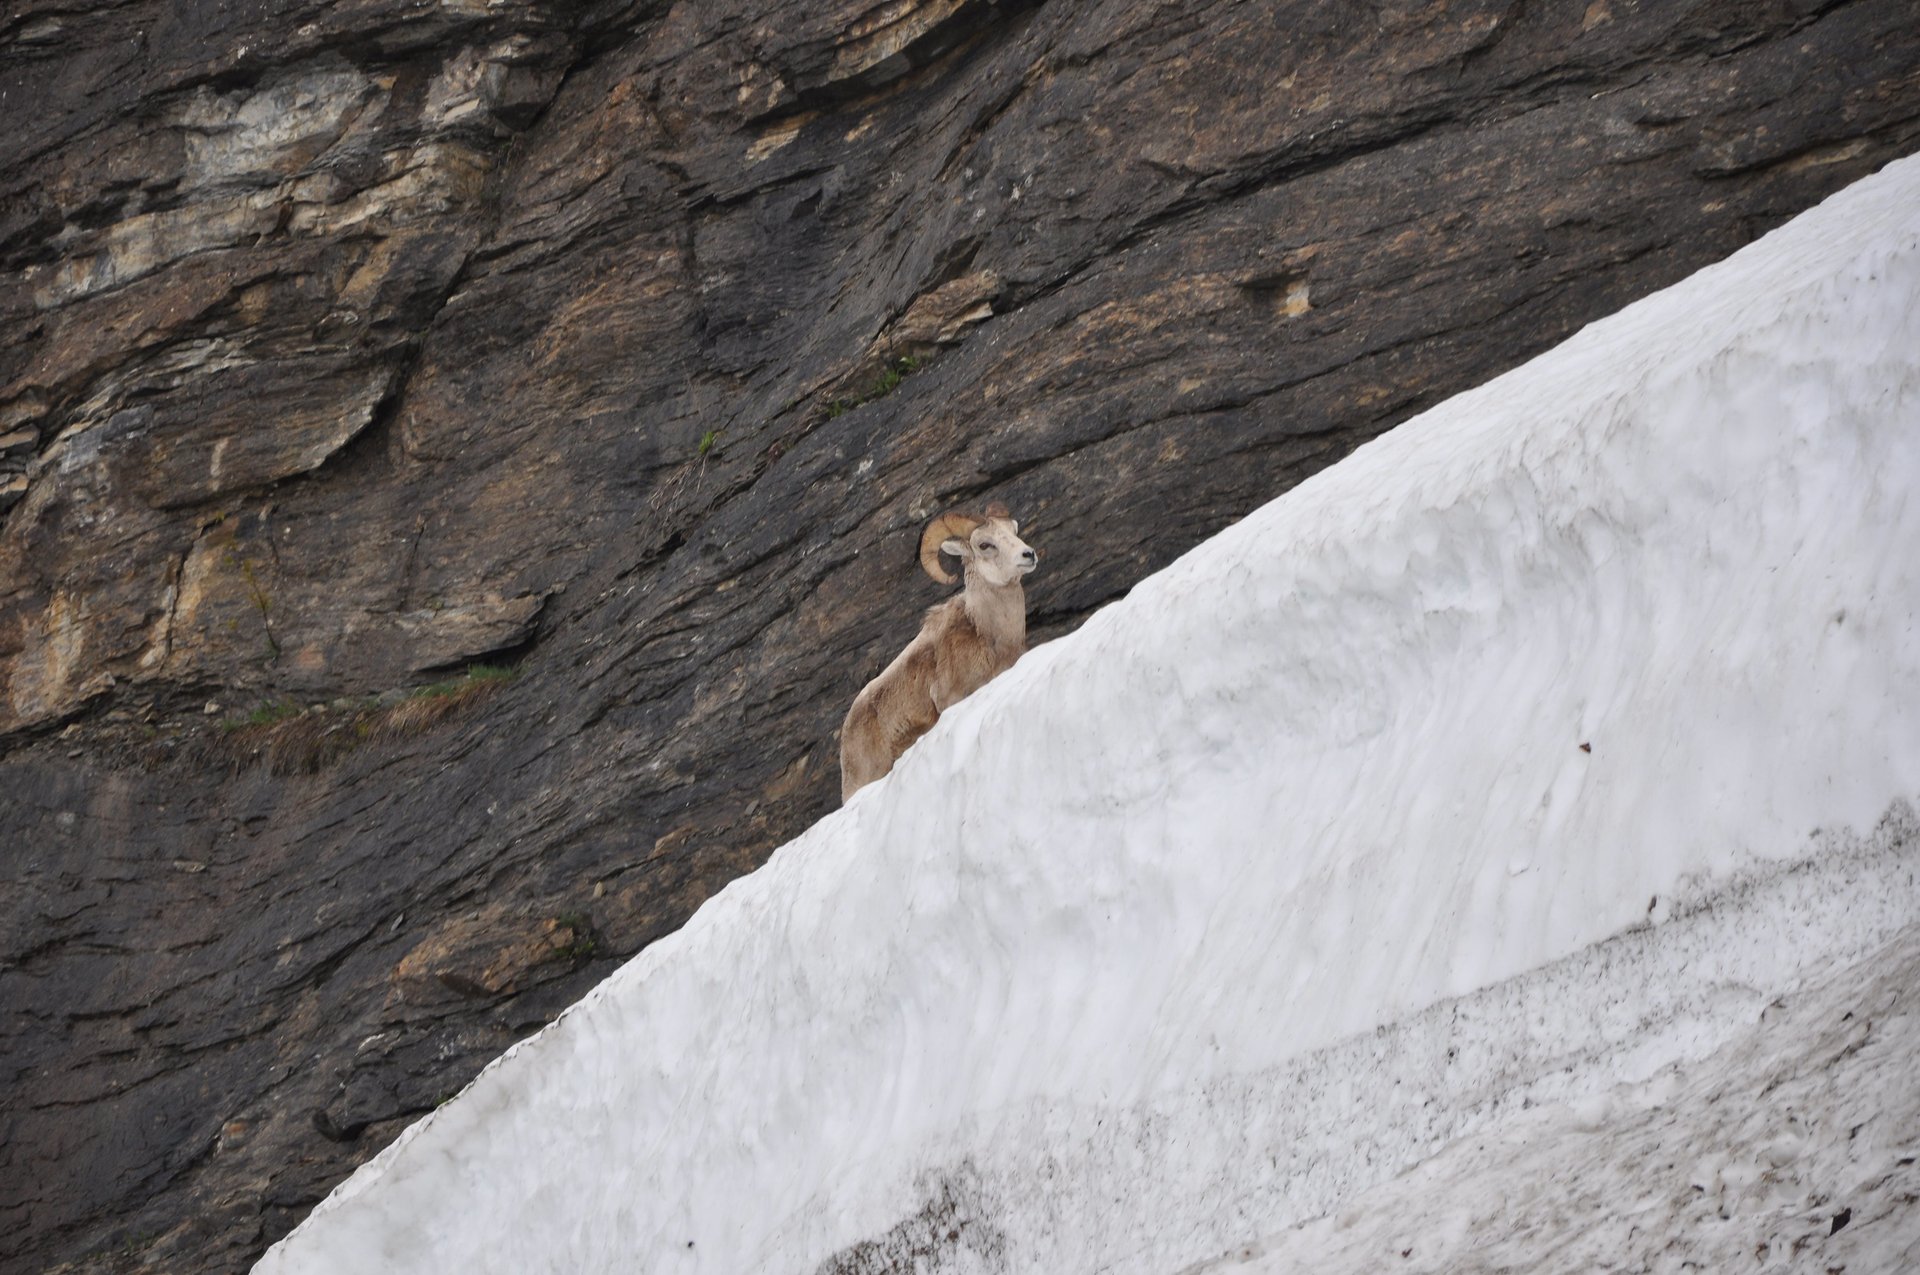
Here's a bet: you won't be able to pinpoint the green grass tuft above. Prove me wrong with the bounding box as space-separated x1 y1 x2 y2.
222 699 302 732
408 663 519 701
552 910 599 961
826 354 923 418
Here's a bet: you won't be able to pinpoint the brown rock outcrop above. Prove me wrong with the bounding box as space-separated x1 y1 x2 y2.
2 0 1917 1269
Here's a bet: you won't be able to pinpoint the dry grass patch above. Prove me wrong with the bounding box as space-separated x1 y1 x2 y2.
209 664 517 775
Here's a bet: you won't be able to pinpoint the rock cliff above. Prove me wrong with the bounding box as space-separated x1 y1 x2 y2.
2 0 1916 1269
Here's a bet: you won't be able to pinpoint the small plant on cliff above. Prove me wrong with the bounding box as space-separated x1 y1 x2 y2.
552 911 599 962
205 664 520 774
381 663 519 735
407 663 518 702
826 353 922 418
224 551 281 660
222 698 302 732
647 424 728 516
874 353 920 394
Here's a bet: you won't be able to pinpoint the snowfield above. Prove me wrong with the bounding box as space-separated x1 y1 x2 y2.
256 155 1920 1274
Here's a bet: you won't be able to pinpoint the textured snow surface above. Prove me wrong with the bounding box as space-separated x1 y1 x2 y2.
257 156 1920 1274
1192 922 1920 1275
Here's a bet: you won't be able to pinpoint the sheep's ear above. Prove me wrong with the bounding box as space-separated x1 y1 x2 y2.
941 537 971 560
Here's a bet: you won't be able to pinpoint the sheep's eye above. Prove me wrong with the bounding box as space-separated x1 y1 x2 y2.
979 542 997 553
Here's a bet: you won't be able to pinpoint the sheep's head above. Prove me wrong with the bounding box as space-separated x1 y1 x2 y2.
919 502 1037 587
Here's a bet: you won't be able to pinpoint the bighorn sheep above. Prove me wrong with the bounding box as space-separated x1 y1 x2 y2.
839 502 1037 801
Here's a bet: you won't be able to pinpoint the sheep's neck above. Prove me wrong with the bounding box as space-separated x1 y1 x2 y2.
961 575 1026 652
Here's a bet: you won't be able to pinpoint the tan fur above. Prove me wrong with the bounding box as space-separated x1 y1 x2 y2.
840 510 1035 801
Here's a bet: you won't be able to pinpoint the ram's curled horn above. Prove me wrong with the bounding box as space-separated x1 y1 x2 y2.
918 510 982 584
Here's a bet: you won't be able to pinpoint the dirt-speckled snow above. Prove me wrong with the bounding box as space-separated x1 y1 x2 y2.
1190 922 1920 1275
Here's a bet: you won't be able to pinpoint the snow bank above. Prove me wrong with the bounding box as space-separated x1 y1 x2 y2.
257 155 1920 1274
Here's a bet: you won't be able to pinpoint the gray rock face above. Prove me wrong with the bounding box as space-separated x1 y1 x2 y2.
2 0 1916 1269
